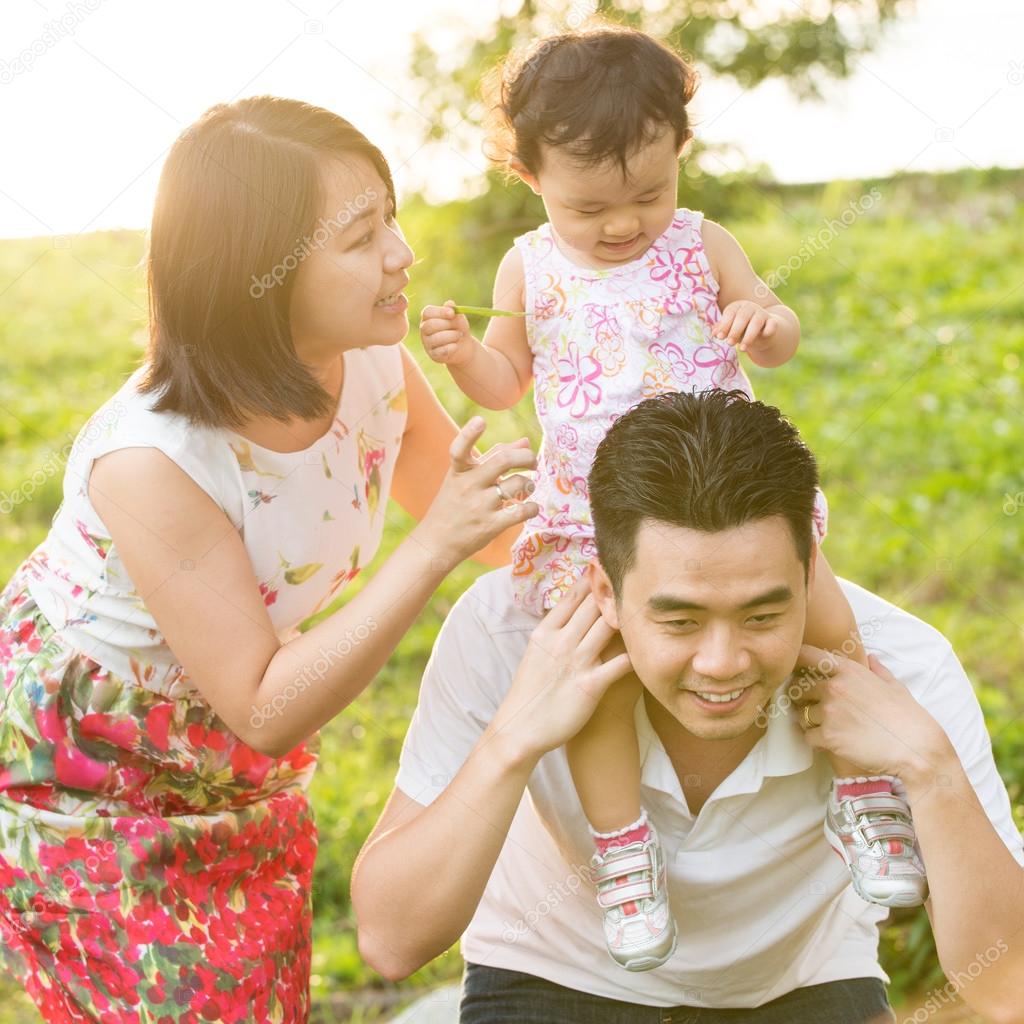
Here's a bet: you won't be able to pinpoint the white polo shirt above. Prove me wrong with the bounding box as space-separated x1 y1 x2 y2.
394 567 1024 1008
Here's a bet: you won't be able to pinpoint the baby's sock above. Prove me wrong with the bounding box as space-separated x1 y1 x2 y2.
590 808 651 855
833 774 896 800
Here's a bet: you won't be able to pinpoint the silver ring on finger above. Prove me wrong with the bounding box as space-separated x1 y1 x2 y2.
494 481 506 506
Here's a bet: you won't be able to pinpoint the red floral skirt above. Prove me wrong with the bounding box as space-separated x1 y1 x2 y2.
0 563 320 1023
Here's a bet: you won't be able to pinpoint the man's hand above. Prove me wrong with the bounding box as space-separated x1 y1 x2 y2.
713 300 784 353
484 574 634 768
792 644 955 788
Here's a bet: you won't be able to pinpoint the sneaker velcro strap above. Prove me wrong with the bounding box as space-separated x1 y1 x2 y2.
593 851 653 882
847 795 911 817
860 820 917 843
597 880 655 908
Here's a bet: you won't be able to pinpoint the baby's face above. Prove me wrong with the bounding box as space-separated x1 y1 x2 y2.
527 126 682 269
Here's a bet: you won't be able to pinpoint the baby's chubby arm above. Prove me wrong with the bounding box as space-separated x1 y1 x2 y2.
701 219 800 369
419 246 533 410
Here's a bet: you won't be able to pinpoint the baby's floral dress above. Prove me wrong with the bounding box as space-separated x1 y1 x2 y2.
0 344 407 1022
510 208 829 614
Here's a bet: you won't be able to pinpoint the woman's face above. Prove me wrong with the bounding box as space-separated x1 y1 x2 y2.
289 156 413 366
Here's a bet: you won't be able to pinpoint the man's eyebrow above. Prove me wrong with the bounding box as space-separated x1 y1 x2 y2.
566 178 671 207
647 585 795 613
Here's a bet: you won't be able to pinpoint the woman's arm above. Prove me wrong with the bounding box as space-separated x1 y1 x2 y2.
390 344 530 568
88 419 537 759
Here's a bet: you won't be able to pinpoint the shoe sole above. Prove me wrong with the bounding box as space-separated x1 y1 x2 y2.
617 930 679 972
824 822 926 908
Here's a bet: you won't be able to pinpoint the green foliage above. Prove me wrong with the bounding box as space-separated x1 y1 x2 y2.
400 0 908 178
0 165 1021 1020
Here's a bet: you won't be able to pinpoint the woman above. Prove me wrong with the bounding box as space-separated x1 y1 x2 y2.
0 95 538 1023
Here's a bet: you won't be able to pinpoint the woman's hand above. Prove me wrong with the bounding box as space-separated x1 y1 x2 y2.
485 574 635 767
413 416 538 567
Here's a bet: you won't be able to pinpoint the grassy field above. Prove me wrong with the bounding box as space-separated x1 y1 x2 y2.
0 165 1021 1021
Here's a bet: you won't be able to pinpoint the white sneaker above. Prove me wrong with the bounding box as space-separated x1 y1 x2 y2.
824 778 928 908
591 822 677 971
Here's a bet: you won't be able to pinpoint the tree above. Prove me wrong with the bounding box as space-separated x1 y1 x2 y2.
399 0 913 185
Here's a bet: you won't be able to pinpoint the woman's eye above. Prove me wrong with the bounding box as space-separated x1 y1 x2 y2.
638 196 660 205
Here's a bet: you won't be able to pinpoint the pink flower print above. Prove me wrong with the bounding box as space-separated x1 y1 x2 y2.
357 429 387 518
679 245 708 289
555 423 579 453
75 519 111 561
651 247 690 291
693 340 751 393
584 304 626 375
257 581 278 607
556 341 603 418
649 341 696 388
536 271 567 320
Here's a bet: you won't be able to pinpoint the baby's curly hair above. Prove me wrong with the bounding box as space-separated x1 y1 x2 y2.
481 22 699 179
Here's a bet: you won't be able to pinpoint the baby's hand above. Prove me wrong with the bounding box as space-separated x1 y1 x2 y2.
713 300 780 353
420 300 475 366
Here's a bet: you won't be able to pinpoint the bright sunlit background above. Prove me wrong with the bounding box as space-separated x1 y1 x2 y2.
1 3 1022 1022
1 0 1022 239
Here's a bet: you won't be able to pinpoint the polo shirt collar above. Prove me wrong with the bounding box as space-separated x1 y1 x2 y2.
635 676 815 806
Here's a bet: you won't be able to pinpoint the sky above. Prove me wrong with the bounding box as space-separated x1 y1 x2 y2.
0 0 1021 241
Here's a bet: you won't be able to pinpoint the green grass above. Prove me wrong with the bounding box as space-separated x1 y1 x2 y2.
0 166 1022 1020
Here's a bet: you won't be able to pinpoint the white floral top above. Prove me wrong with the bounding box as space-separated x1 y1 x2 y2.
20 344 407 699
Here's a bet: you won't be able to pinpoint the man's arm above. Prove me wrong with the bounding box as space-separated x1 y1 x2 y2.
351 572 632 980
795 643 1024 1024
351 726 536 980
901 732 1024 1024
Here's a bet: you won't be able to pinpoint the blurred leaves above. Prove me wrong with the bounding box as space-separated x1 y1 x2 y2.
402 0 914 181
0 163 1021 1015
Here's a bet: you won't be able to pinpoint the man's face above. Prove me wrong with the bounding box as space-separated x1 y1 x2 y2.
591 517 815 742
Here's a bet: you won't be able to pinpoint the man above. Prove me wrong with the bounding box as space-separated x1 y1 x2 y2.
352 389 1024 1023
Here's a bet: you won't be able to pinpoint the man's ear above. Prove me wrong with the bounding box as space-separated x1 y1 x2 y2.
587 560 620 629
509 158 542 196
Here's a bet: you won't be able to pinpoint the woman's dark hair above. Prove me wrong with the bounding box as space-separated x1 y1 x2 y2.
137 95 395 430
589 389 821 597
482 23 699 177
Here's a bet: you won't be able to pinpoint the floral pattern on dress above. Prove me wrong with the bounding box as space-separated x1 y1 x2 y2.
509 209 828 613
0 345 408 1022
